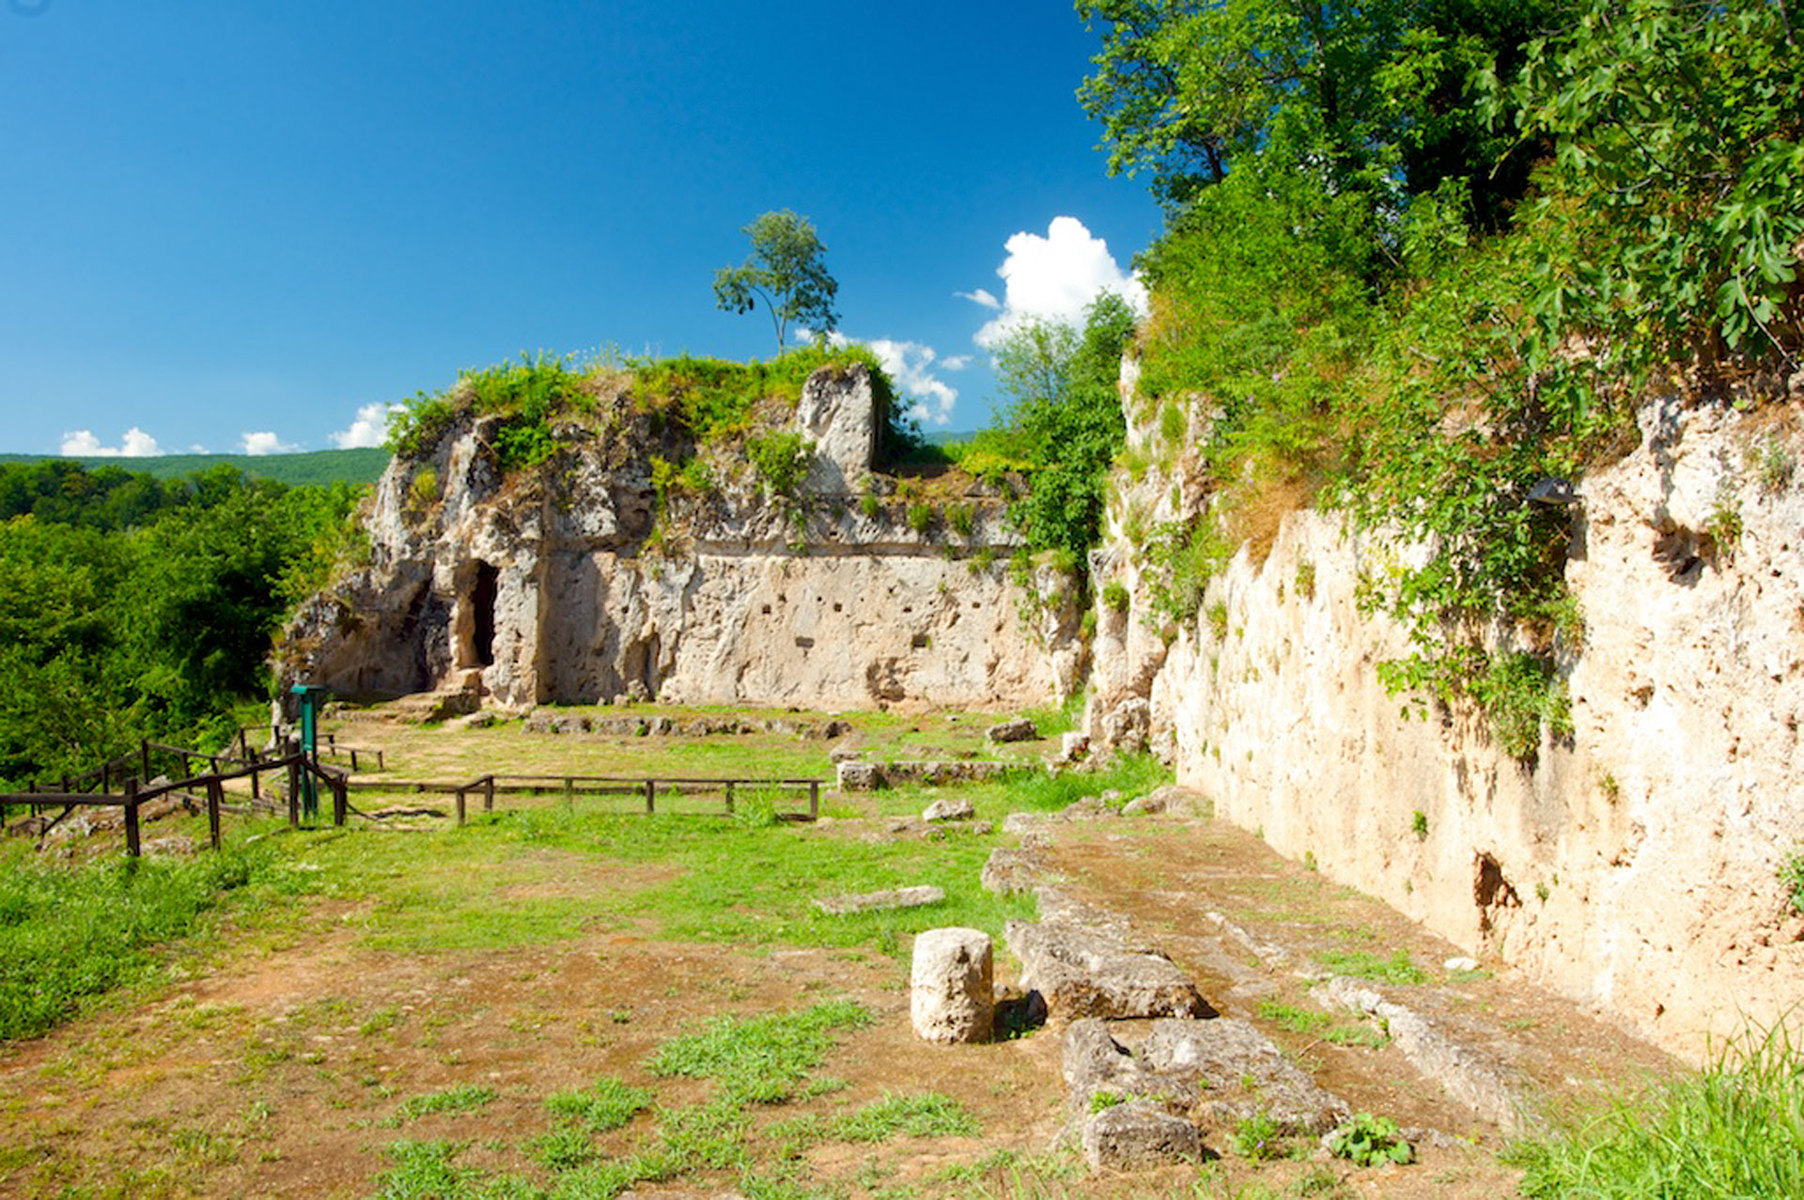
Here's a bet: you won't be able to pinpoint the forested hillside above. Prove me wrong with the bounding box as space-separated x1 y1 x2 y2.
0 447 390 487
0 462 366 786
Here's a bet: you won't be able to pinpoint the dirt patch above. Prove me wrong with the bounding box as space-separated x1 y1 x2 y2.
0 794 1683 1198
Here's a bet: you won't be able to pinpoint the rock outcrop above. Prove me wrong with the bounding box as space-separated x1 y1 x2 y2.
1086 369 1804 1061
281 364 1080 714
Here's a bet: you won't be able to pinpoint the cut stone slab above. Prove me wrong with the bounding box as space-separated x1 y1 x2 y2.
1080 1101 1203 1171
1139 1017 1349 1135
922 797 975 822
911 927 994 1044
1006 919 1211 1019
815 885 945 915
1318 976 1536 1135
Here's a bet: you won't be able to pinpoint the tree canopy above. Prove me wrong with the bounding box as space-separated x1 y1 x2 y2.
1076 0 1559 222
712 211 840 349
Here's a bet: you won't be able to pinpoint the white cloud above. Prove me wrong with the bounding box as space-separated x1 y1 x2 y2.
59 427 163 457
940 355 972 371
806 330 960 427
956 287 1001 310
240 431 300 456
969 216 1149 348
867 338 959 427
330 401 403 450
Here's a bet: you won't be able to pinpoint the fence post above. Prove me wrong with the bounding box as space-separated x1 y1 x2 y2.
140 739 152 782
349 748 359 772
564 776 574 807
124 778 141 858
331 774 347 827
455 788 466 827
206 777 223 851
286 758 300 827
249 748 261 801
725 781 735 814
376 750 385 771
484 776 495 813
644 779 655 814
809 781 819 820
101 761 111 794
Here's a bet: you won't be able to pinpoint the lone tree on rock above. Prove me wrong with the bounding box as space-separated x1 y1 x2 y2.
713 210 839 349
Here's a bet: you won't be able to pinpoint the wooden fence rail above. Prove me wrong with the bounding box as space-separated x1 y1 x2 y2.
349 773 825 826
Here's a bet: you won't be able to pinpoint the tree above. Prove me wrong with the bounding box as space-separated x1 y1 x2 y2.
713 211 840 349
1076 0 1561 222
987 293 1139 564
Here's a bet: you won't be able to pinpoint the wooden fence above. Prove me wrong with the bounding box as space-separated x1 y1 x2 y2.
0 753 825 854
0 751 350 857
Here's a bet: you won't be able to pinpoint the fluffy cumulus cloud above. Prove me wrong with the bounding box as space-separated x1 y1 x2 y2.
330 401 403 450
866 338 961 427
969 216 1149 348
59 428 163 457
240 431 300 456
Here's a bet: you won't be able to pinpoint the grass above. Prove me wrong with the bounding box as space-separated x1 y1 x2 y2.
1257 1002 1389 1049
1316 949 1428 986
388 1084 499 1125
1509 1022 1804 1198
543 1077 653 1133
0 846 279 1041
648 999 871 1103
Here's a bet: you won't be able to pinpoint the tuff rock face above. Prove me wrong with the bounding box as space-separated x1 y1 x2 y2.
280 365 1082 713
1086 366 1804 1062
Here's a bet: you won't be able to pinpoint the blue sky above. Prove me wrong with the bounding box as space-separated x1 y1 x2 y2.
0 1 1162 456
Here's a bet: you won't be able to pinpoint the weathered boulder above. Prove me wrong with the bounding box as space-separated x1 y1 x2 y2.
987 718 1039 744
1080 1101 1204 1171
922 797 974 822
1005 920 1210 1019
911 928 993 1044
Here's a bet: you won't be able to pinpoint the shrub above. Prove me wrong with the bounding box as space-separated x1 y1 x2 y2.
746 431 815 499
1102 580 1130 613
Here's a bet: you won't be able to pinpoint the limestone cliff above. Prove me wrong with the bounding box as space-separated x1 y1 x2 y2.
281 364 1082 712
1087 370 1804 1061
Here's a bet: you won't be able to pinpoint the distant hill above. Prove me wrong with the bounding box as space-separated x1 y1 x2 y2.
0 447 391 487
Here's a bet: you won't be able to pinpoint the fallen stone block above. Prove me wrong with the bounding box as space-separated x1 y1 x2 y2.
922 797 975 822
1139 1017 1349 1135
814 885 945 915
1006 920 1210 1020
987 717 1039 743
1080 1101 1203 1171
980 845 1047 895
911 927 993 1044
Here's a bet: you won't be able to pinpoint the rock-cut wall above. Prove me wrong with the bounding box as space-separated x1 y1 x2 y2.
1088 379 1804 1061
282 365 1082 713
